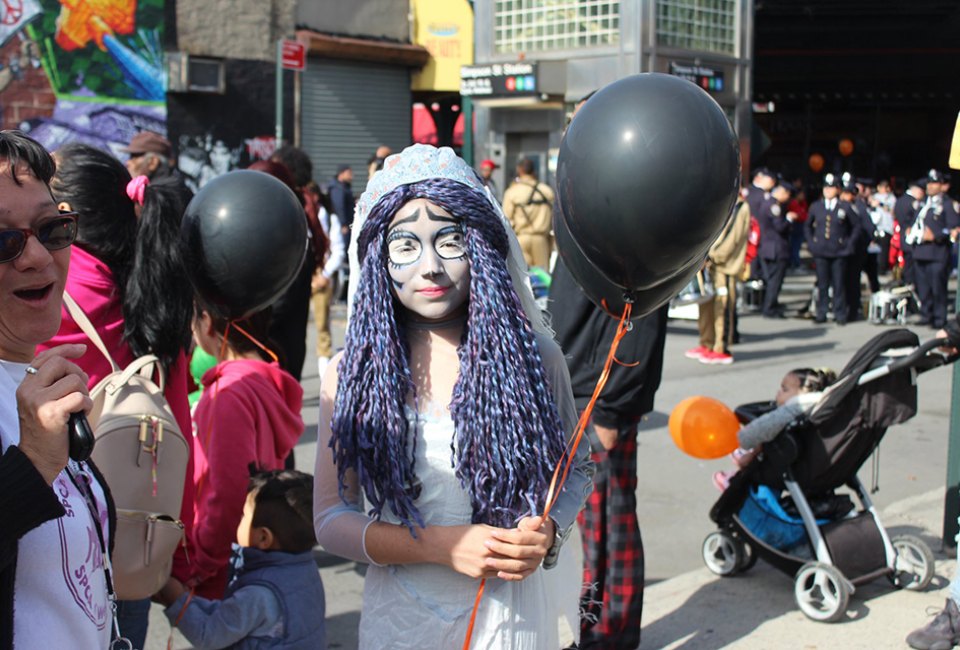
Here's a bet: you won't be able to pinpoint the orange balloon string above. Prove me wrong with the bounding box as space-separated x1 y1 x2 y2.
461 301 634 649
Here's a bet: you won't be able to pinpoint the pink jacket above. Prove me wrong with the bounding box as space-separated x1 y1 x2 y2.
38 245 194 527
179 359 304 598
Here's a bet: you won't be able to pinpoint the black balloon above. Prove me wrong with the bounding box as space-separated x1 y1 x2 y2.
554 206 703 320
180 170 308 320
557 73 739 291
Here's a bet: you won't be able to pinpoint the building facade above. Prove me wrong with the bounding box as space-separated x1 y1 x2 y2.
466 0 753 189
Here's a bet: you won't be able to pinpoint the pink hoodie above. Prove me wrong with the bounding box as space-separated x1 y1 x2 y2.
177 358 304 598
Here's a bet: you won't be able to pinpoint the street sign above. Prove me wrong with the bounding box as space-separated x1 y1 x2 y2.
281 40 306 71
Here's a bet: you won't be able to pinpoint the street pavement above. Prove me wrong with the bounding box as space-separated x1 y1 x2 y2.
147 269 960 649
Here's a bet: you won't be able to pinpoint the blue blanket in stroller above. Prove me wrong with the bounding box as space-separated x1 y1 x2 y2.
739 485 827 550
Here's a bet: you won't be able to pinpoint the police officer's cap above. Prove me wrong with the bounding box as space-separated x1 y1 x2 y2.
927 168 945 183
753 166 775 179
775 180 793 194
841 183 858 195
909 178 926 190
841 171 854 185
823 173 842 188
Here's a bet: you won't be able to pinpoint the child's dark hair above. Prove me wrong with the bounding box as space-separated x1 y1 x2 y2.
199 305 286 366
789 367 837 393
248 470 316 553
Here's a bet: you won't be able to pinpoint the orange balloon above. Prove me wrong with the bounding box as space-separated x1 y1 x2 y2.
838 139 854 157
669 396 741 459
808 153 825 173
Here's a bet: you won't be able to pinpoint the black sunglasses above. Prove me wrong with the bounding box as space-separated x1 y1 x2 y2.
0 211 79 264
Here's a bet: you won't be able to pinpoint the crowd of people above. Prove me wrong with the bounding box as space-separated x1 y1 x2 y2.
5 108 960 650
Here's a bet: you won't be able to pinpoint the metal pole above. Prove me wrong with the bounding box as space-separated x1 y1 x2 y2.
943 260 960 550
462 97 473 165
275 39 283 144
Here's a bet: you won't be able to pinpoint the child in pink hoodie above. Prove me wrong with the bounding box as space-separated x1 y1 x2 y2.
176 307 304 599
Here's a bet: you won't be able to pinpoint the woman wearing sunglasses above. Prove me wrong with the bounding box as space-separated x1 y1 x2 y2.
0 130 113 649
37 143 194 648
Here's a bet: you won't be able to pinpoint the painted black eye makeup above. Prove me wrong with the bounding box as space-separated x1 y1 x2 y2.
386 230 422 267
434 225 466 260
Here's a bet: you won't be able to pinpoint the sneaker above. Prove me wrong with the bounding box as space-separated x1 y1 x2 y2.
907 599 960 650
684 345 710 360
700 350 734 365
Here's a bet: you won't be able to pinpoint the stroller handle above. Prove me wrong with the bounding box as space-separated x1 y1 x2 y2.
857 337 949 386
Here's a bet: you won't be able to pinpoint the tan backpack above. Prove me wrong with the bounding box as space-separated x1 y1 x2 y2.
63 292 189 600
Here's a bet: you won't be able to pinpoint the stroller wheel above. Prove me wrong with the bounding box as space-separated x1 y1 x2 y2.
702 531 742 576
889 534 935 591
794 562 850 623
736 537 758 572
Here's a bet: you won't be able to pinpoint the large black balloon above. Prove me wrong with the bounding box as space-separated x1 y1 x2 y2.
180 170 308 319
554 206 703 320
557 73 739 291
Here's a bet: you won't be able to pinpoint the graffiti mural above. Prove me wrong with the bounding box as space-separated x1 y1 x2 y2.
0 0 166 153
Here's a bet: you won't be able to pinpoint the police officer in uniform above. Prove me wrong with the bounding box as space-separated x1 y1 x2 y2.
841 180 876 322
805 173 852 324
756 180 794 318
907 169 960 328
894 178 925 286
746 167 776 221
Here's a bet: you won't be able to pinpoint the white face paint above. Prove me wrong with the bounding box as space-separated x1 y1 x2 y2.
386 198 471 323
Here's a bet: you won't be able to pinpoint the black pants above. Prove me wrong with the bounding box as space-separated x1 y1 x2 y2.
814 256 847 322
845 248 868 321
864 251 881 293
759 257 787 316
914 257 949 327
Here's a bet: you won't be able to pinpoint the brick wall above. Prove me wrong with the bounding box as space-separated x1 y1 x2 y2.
0 37 55 131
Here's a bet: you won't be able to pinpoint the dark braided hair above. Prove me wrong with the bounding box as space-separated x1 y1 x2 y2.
331 178 567 531
789 367 837 393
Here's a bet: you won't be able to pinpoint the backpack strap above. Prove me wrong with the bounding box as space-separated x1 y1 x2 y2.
62 291 121 374
101 355 166 395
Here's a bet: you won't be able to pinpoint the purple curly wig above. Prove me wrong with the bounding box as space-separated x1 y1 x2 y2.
331 178 567 531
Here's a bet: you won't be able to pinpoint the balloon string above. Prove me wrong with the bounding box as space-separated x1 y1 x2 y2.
460 578 487 650
461 302 633 649
231 322 280 364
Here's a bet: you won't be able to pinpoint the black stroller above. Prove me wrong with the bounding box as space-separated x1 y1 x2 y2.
702 329 954 622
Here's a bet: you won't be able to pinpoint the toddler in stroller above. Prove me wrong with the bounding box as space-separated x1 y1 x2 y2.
703 329 951 623
712 367 836 491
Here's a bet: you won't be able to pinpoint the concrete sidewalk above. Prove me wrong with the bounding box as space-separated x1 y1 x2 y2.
148 488 957 649
642 488 956 650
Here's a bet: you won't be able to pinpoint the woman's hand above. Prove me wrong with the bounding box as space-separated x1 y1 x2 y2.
485 516 555 581
16 344 92 484
429 517 555 582
427 523 503 579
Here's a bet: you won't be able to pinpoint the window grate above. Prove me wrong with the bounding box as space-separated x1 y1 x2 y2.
494 1 620 54
656 0 737 55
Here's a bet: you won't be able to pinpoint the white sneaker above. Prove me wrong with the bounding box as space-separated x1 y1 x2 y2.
317 356 330 378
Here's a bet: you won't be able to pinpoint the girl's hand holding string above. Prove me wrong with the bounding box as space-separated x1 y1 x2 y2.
428 516 555 581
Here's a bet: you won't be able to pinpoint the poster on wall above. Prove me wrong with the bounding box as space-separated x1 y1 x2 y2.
0 0 166 154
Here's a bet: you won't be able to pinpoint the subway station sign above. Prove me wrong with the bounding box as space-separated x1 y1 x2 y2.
669 62 725 93
460 62 538 97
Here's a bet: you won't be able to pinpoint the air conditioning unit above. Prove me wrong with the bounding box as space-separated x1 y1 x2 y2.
166 53 225 94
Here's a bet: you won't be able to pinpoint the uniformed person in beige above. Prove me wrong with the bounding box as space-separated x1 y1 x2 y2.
502 157 555 269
